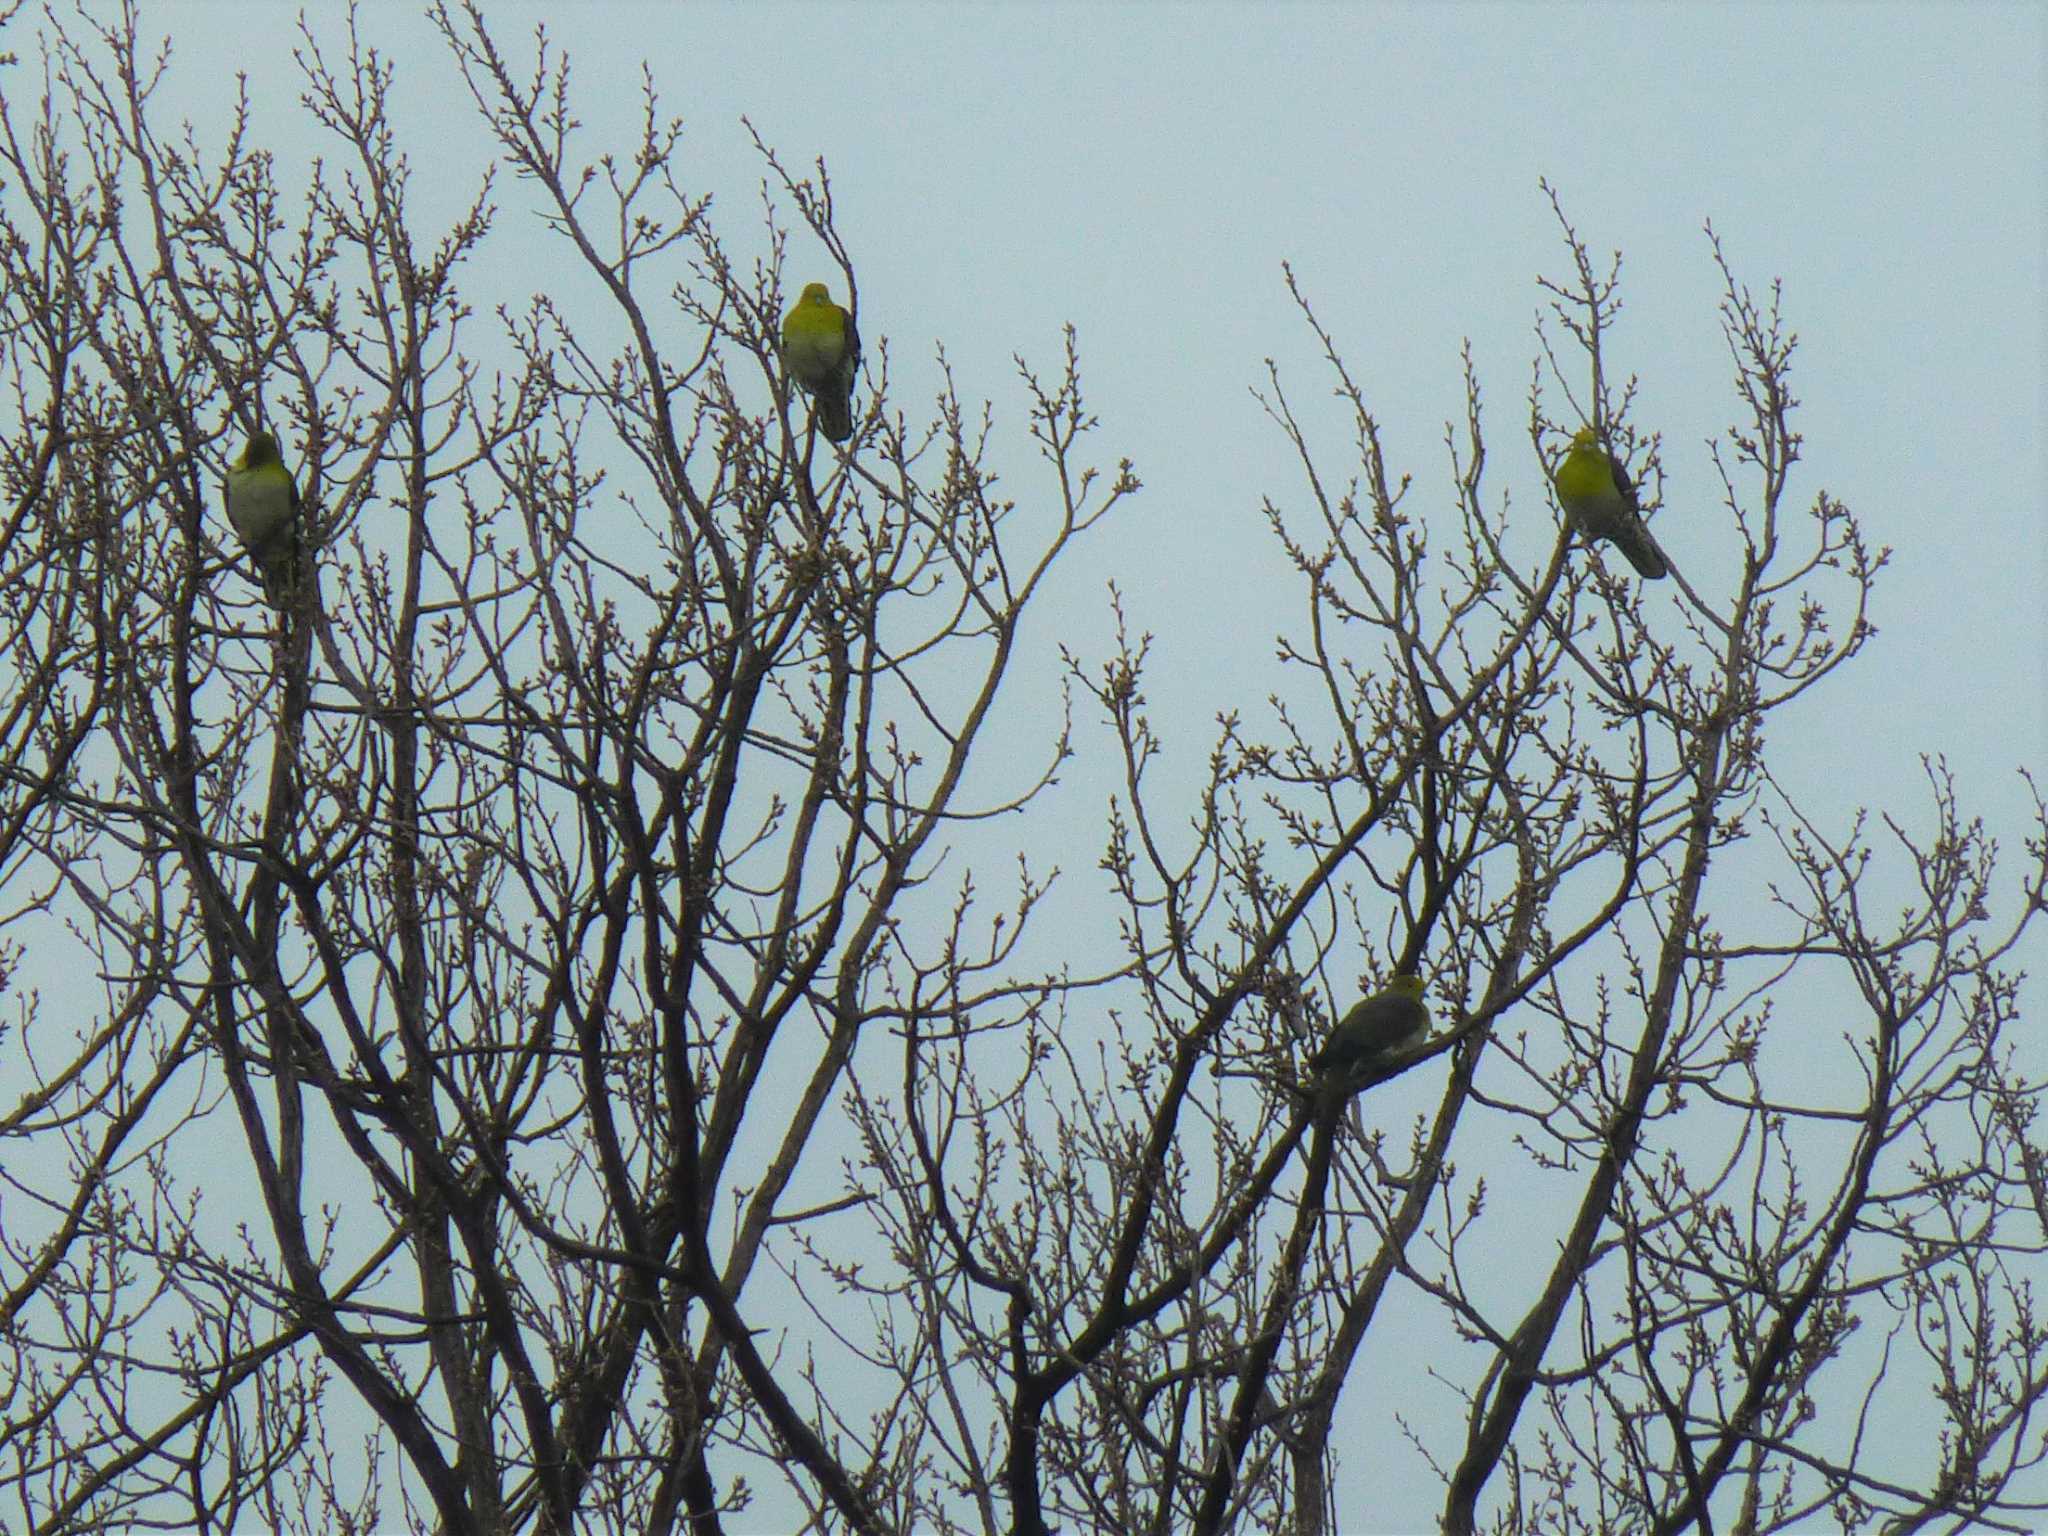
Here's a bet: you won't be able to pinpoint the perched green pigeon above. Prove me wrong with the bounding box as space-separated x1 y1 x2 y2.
1553 427 1668 580
779 282 860 444
1311 973 1431 1085
224 428 301 608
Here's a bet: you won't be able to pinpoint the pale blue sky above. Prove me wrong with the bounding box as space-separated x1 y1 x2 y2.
21 2 2045 1529
160 0 2044 827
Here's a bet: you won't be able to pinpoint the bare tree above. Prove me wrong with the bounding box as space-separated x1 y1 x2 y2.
1 7 2042 1535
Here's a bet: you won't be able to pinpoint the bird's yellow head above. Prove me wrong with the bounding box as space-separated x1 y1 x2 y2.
795 282 836 310
1387 972 1426 1000
1568 427 1602 454
239 429 282 468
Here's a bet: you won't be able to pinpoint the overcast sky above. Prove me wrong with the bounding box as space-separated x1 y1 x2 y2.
148 0 2043 845
26 2 2044 1529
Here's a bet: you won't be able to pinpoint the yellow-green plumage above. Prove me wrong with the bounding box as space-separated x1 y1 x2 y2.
1553 427 1668 580
224 429 301 609
1311 973 1431 1084
780 282 860 444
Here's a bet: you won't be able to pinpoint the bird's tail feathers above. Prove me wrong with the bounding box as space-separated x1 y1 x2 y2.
815 390 855 445
253 538 301 613
1616 523 1670 580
